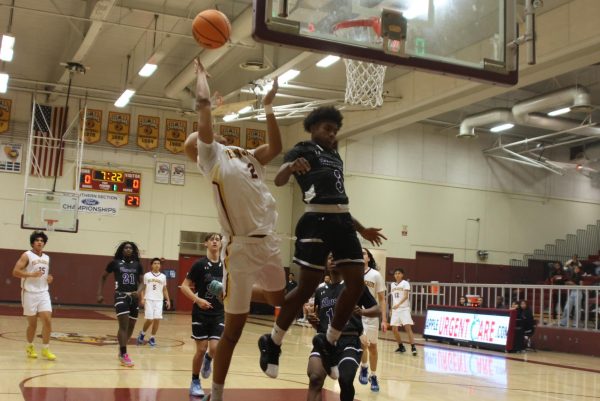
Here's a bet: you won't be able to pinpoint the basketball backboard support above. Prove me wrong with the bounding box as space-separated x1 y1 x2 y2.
21 190 79 233
253 0 518 85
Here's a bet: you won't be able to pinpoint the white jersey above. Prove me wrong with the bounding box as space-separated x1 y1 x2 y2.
363 268 385 302
197 140 277 237
21 250 50 293
391 280 411 309
143 272 167 301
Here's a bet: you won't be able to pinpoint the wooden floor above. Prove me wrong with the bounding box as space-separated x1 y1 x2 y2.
1 305 599 401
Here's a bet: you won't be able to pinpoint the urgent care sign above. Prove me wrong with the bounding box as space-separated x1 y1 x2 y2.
423 305 516 351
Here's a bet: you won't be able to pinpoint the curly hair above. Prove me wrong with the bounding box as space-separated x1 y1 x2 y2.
30 230 48 246
303 106 343 133
114 241 140 261
364 248 377 270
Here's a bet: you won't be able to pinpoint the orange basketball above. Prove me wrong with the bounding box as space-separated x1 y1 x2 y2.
192 9 231 49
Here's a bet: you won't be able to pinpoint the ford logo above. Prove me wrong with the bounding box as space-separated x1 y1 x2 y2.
82 198 99 206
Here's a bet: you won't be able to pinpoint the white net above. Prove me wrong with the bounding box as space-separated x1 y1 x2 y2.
333 19 387 108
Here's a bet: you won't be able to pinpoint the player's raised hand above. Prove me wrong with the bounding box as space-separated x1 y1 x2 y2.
359 227 387 247
194 57 211 108
263 77 279 106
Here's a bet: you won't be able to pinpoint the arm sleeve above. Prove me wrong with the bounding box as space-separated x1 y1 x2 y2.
359 287 377 309
197 139 221 175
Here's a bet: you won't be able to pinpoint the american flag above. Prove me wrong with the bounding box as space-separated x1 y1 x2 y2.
31 104 68 177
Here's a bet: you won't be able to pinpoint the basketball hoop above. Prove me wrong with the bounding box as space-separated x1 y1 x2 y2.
44 219 59 232
333 18 387 108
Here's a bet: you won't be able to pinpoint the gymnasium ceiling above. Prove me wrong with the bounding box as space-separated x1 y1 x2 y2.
0 0 599 146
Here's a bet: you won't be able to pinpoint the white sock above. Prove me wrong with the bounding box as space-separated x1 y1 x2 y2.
361 363 368 368
140 331 145 335
371 370 377 376
326 326 341 345
271 323 286 346
42 344 49 349
210 382 224 401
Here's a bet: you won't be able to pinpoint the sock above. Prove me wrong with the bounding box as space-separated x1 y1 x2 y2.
361 363 368 368
120 346 127 356
205 353 212 361
271 323 286 346
42 344 49 349
211 382 224 401
326 326 341 345
150 336 155 340
371 370 377 376
140 331 145 336
192 374 199 381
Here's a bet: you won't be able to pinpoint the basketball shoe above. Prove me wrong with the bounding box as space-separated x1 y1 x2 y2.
358 365 368 384
201 353 212 378
25 344 37 359
136 332 145 345
258 334 281 378
149 337 156 347
311 333 339 380
120 353 134 367
369 375 380 392
41 348 56 361
189 378 204 397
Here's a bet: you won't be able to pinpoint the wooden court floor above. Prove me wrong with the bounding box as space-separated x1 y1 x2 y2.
1 305 599 401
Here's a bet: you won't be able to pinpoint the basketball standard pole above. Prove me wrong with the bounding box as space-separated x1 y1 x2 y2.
51 61 86 192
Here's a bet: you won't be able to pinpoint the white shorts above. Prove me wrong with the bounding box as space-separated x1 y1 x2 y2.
222 235 285 314
144 299 164 320
22 290 52 316
361 316 379 345
390 308 414 326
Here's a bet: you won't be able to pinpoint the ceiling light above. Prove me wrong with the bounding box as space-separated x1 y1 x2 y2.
0 34 15 62
223 113 238 122
138 63 157 77
0 73 8 93
238 105 253 114
547 107 571 117
279 69 300 84
114 89 135 107
490 123 514 133
316 55 340 68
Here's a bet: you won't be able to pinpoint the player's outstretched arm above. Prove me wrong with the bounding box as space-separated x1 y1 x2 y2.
194 58 214 145
352 217 387 247
254 78 282 165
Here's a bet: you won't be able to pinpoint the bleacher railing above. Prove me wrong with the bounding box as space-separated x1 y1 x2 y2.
400 282 599 331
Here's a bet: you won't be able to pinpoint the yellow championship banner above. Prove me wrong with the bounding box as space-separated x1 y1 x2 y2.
0 98 12 134
220 125 241 146
165 119 187 154
107 112 130 147
81 109 102 144
137 115 159 150
245 128 266 149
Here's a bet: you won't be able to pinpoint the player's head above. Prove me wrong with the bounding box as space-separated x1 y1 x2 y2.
394 268 404 281
151 257 161 271
115 241 140 261
288 272 295 280
323 273 331 284
303 106 342 150
204 233 222 253
30 230 48 246
362 248 377 270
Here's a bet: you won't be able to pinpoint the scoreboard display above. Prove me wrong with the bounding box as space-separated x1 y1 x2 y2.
79 167 142 207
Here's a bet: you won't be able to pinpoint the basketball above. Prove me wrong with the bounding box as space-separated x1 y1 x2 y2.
192 9 231 49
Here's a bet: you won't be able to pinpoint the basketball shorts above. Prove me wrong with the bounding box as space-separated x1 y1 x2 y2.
310 335 362 368
390 308 414 326
144 299 164 320
293 212 363 270
221 234 285 314
22 290 52 316
192 313 224 341
114 292 139 319
360 316 379 345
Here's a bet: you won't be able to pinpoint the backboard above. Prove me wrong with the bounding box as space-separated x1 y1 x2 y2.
253 0 518 85
21 190 79 233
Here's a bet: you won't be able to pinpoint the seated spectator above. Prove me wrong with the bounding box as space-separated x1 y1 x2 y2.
510 301 519 310
519 300 536 349
496 296 508 309
548 262 565 284
458 296 466 307
564 254 582 276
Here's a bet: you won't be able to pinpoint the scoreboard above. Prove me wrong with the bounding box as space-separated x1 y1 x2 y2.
79 167 141 207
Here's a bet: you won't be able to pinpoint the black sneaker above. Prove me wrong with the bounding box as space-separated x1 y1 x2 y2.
395 344 406 353
411 344 417 356
312 333 339 380
258 334 281 378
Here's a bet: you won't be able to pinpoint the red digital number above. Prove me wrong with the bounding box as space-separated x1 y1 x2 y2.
84 174 91 184
133 179 140 189
125 195 140 207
